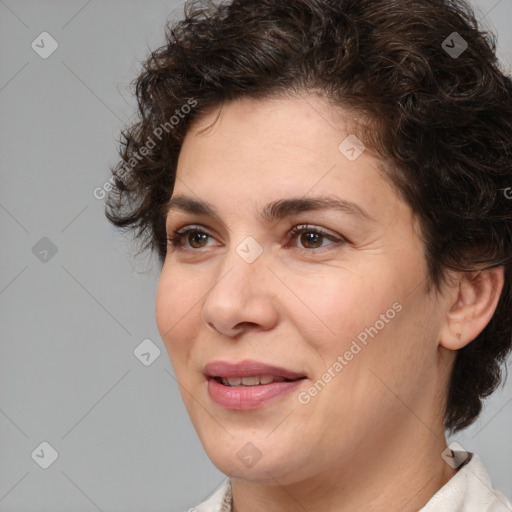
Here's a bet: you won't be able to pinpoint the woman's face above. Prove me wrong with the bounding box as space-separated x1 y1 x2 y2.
156 94 453 484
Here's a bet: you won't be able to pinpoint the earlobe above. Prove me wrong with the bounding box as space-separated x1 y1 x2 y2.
439 267 505 351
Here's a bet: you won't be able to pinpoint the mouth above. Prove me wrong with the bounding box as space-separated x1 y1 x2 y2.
215 375 300 387
204 359 307 383
204 360 307 410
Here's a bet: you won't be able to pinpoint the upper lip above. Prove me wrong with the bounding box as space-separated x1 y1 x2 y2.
204 360 306 380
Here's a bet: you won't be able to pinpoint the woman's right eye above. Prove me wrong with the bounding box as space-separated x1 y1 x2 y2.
167 226 214 250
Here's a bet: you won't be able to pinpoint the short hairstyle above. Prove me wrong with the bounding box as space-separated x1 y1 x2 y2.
105 0 512 433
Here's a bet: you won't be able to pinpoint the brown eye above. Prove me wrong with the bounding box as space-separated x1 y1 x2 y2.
167 226 213 249
299 231 323 249
289 225 344 251
188 231 209 248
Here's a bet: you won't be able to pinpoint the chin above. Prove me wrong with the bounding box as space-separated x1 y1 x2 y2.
199 432 306 484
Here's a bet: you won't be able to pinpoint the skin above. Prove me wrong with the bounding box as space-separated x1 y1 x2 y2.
155 93 504 512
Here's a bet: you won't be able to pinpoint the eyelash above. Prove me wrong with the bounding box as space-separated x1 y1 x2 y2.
166 224 345 252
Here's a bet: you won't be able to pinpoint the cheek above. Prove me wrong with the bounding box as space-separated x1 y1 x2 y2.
155 265 198 358
292 267 399 354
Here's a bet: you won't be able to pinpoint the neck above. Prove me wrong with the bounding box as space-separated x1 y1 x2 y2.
231 421 457 512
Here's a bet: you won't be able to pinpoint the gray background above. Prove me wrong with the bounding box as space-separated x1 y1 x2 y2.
0 1 511 510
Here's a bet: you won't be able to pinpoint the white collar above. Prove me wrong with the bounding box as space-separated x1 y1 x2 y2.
192 453 511 512
419 453 511 511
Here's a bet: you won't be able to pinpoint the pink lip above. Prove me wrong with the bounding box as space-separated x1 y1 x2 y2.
204 360 307 410
204 360 306 380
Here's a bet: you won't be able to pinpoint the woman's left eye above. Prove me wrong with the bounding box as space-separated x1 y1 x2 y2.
166 224 345 251
287 225 345 250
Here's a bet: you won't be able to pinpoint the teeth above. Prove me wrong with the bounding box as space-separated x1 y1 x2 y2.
224 377 241 386
241 376 260 386
220 375 284 387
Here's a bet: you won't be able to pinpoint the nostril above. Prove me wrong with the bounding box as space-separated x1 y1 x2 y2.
205 321 218 335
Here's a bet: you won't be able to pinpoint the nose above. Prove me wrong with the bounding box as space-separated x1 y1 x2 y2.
201 245 279 338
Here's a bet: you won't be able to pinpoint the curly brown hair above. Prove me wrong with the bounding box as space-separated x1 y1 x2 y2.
105 0 512 433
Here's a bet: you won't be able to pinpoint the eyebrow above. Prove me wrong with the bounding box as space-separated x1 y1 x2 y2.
165 194 375 223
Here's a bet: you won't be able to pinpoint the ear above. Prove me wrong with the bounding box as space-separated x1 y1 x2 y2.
439 267 505 351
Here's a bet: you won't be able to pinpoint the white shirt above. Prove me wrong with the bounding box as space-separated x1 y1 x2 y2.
190 454 512 512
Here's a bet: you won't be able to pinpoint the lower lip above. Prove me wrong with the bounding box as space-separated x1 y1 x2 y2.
207 378 305 410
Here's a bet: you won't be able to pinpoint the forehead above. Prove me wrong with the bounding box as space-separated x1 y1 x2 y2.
173 94 405 225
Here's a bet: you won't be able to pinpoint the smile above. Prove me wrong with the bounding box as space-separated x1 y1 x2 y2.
220 375 291 386
204 360 307 409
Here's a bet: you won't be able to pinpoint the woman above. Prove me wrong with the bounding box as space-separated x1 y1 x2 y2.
105 0 512 510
